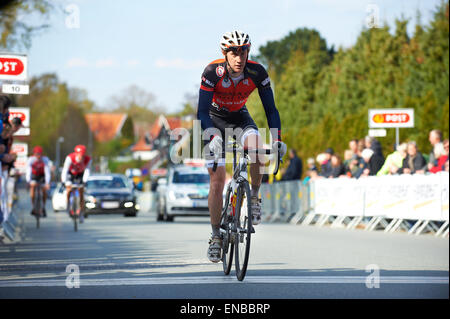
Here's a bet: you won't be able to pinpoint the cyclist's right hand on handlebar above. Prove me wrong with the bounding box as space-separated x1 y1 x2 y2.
209 135 223 157
272 141 287 158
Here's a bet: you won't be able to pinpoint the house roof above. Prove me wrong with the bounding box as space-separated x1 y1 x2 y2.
131 136 152 152
149 115 182 140
85 113 127 142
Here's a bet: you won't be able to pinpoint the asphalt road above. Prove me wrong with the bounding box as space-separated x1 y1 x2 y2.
0 189 448 300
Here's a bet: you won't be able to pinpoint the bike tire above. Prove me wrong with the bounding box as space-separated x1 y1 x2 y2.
221 187 234 275
71 191 79 232
234 182 252 281
35 185 41 229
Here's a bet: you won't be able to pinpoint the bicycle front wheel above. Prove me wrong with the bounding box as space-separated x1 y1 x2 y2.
234 182 252 281
221 187 234 275
71 193 79 232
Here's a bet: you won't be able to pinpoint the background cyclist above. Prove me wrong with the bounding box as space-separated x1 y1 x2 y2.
197 30 287 262
25 146 51 217
61 145 91 223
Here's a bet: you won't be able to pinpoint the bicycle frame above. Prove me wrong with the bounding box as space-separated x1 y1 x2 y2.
68 184 83 215
218 141 281 280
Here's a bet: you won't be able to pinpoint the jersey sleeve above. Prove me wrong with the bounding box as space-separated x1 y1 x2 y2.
82 158 92 183
61 156 71 183
43 157 51 185
25 157 33 183
253 63 272 90
200 63 220 92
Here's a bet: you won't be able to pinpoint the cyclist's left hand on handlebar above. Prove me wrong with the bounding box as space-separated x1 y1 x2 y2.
272 141 287 158
209 135 223 157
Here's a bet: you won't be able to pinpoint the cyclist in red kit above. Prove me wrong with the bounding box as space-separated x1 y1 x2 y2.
61 145 91 222
26 146 51 217
197 30 287 262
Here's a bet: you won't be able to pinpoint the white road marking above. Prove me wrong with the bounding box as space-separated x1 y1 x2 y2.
0 276 447 287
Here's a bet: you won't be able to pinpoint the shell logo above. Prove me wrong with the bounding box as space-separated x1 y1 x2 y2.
373 114 384 123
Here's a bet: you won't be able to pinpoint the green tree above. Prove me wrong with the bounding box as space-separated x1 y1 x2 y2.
0 0 53 50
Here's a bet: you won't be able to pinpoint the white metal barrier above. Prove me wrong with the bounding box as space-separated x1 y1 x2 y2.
260 172 449 238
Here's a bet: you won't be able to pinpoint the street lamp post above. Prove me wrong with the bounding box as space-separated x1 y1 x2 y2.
55 136 65 179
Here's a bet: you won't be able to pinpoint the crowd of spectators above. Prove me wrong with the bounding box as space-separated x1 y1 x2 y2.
303 129 449 182
0 95 23 225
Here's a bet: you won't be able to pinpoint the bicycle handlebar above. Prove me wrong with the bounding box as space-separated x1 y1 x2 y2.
212 144 282 175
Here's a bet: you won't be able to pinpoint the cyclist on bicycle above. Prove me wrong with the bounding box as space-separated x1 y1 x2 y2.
26 146 51 217
61 145 91 222
197 30 287 262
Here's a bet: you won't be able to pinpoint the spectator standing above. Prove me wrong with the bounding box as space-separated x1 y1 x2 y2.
347 154 365 177
329 154 346 178
357 148 385 177
429 140 448 173
306 157 317 171
281 148 303 181
377 143 408 176
349 139 359 156
399 141 426 174
319 148 334 178
424 129 443 171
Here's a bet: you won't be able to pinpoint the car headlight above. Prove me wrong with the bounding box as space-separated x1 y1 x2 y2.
86 195 96 203
168 191 185 200
124 202 134 208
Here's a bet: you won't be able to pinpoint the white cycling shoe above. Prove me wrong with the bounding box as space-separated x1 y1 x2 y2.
207 236 222 263
251 196 262 226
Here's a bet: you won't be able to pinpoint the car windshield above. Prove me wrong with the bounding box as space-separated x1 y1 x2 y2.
86 177 127 189
172 172 209 184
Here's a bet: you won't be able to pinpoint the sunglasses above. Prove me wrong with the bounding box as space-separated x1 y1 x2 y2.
227 44 250 53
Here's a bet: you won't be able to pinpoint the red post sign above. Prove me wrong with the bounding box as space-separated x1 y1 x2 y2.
0 54 28 81
369 109 414 128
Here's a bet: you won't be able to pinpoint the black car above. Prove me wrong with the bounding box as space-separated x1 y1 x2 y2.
84 174 139 217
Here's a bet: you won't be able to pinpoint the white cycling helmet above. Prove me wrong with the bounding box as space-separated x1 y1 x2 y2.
220 30 251 51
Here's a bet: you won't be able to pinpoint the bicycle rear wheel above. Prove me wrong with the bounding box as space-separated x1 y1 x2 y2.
234 182 252 281
34 185 41 229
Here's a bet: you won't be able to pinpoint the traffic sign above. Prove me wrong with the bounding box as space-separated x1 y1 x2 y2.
11 143 28 157
0 54 28 81
2 83 29 95
368 109 414 128
9 107 30 136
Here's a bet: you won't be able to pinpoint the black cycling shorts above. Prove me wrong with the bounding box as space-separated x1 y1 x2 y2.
203 106 259 162
67 173 84 185
31 174 45 184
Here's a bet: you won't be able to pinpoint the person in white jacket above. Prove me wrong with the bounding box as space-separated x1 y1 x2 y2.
26 146 51 217
61 145 91 222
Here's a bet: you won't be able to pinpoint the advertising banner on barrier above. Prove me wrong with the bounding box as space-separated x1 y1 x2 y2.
441 172 449 221
313 178 365 217
313 173 447 221
407 173 442 220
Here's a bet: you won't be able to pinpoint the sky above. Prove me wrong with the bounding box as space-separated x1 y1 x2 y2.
21 0 443 114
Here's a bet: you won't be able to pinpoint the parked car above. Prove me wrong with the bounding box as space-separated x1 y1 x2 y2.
156 164 210 222
52 183 67 212
84 174 139 217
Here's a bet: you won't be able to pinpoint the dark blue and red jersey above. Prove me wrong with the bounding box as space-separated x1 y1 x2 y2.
197 59 282 141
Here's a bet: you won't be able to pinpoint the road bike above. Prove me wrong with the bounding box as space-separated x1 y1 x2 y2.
68 184 83 232
213 141 281 281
